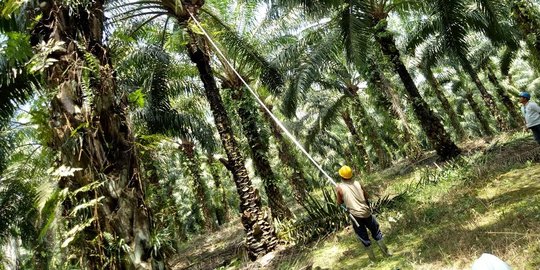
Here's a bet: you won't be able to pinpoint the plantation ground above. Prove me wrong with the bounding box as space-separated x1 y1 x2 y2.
170 133 540 270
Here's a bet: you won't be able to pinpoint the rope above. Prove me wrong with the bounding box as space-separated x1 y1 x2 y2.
187 11 337 187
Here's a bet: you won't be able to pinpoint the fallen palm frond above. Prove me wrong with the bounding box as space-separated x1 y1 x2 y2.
274 187 347 244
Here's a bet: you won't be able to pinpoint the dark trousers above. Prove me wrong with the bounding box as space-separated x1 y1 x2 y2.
530 125 540 144
351 215 383 247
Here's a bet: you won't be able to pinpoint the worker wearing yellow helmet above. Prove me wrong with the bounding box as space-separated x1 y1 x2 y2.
336 165 391 262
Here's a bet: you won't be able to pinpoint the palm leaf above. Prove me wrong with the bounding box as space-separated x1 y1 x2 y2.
201 8 284 92
339 1 371 67
500 46 517 76
305 95 349 149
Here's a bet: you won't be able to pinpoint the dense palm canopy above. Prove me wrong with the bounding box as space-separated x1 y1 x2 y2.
1 0 540 268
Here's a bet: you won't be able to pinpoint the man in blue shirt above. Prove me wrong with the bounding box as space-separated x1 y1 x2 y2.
519 92 540 144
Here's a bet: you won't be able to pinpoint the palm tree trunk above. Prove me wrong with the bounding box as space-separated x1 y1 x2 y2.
486 66 524 129
423 68 466 139
350 94 392 169
207 156 230 225
464 91 494 136
459 54 508 131
341 110 373 172
374 27 461 161
186 33 277 260
180 140 217 231
232 89 293 220
369 66 423 158
261 105 310 205
37 1 163 268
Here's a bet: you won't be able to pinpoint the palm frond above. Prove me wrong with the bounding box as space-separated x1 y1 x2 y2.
279 31 341 118
339 2 371 67
269 0 341 18
500 46 517 76
305 95 349 149
0 32 37 121
404 17 438 53
202 8 284 92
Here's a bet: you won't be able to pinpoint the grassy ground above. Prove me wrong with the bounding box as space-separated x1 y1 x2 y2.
171 133 540 269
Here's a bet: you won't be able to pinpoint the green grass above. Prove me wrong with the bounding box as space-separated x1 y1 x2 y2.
170 134 540 270
270 135 540 269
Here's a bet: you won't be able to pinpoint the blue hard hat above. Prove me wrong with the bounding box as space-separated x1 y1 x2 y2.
519 91 531 99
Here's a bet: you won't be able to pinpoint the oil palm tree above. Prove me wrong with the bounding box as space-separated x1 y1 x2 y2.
465 33 524 129
451 74 494 136
510 0 540 74
270 0 460 160
281 29 410 169
107 0 278 259
365 59 423 159
201 4 293 220
0 2 38 170
416 57 466 140
260 104 311 204
116 33 220 231
27 0 165 267
406 0 514 131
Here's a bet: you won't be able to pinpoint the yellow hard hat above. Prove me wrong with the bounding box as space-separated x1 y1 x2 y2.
338 165 353 179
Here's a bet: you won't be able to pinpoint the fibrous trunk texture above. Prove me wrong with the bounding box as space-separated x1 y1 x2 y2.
186 33 277 260
232 89 293 220
180 141 217 231
36 0 163 268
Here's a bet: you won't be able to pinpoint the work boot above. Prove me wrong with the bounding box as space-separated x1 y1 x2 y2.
376 239 392 257
364 245 376 262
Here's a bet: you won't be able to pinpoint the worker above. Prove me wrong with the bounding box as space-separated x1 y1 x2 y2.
518 91 540 144
335 165 391 261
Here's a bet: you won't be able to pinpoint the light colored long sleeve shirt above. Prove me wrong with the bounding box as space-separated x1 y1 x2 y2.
522 101 540 128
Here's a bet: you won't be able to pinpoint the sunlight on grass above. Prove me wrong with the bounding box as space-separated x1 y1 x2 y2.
267 137 540 270
310 238 348 268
